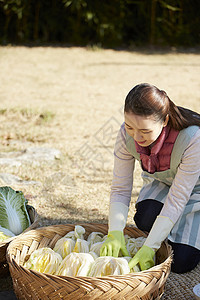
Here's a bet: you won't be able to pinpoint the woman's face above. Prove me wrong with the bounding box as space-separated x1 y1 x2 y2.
124 112 168 147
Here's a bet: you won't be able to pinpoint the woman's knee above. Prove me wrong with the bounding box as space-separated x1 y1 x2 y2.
168 241 200 273
134 199 163 232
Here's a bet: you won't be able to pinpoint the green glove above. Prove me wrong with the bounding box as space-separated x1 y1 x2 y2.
128 245 155 271
100 230 129 257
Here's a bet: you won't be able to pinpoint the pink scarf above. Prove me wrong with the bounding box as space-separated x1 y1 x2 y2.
134 126 179 174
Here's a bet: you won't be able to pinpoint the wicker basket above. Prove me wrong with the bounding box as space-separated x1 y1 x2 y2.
0 205 38 277
6 223 172 300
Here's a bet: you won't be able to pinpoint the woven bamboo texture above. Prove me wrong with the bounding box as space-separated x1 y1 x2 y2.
6 223 173 300
0 205 38 276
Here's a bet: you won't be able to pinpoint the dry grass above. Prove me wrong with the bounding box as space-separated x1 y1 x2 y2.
0 46 199 291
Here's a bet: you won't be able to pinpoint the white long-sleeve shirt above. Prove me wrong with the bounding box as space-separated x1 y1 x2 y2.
110 122 200 224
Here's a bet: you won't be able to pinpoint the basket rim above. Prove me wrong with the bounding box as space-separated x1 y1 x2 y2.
6 222 173 280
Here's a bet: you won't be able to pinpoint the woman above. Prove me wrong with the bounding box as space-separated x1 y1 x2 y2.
100 83 200 273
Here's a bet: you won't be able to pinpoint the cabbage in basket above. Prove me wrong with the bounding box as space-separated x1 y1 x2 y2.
126 236 146 256
64 225 85 241
24 247 62 275
87 231 105 247
53 237 75 258
73 238 90 253
56 252 94 276
88 256 130 277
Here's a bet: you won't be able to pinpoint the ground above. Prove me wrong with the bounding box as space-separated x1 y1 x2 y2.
0 46 199 293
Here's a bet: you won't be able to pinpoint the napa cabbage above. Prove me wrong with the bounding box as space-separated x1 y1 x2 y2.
126 236 146 256
88 256 130 277
87 231 105 247
64 225 85 241
73 238 90 253
56 252 94 276
0 186 31 235
90 241 105 256
24 247 62 275
53 237 75 258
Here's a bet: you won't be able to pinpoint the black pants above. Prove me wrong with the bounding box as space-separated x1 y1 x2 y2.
134 199 200 273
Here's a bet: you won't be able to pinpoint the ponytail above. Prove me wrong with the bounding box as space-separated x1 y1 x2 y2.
168 98 200 130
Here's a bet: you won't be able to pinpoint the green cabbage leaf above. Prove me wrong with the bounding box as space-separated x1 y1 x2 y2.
0 186 31 235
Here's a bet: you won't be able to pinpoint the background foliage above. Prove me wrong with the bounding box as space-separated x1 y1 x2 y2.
0 0 199 47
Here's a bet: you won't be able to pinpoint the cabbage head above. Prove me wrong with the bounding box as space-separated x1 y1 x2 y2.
56 252 94 276
87 231 105 247
53 237 75 258
0 186 31 235
126 236 146 256
64 225 85 241
90 241 104 256
73 238 90 253
24 247 62 275
88 256 130 277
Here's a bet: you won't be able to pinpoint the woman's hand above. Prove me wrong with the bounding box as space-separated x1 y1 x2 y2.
100 230 129 257
128 245 155 271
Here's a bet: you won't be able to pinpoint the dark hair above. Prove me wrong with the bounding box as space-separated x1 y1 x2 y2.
124 83 200 131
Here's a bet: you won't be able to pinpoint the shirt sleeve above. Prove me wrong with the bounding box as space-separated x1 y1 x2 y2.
110 122 135 207
160 128 200 224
